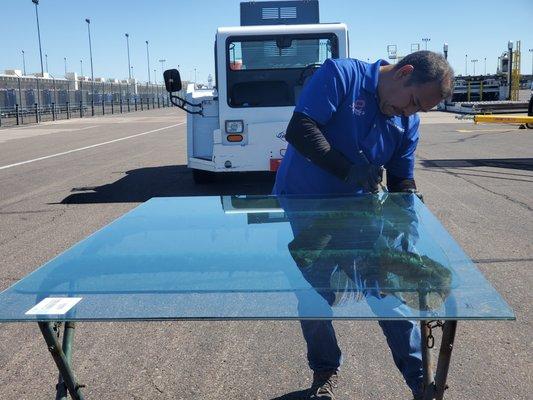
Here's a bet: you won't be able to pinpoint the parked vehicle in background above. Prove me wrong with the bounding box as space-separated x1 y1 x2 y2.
164 1 348 183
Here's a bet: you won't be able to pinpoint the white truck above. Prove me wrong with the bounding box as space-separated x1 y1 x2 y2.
163 1 348 183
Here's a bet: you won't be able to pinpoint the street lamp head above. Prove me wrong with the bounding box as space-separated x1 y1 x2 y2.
508 41 513 50
125 33 129 38
85 18 90 24
146 40 149 45
32 0 39 4
443 43 448 51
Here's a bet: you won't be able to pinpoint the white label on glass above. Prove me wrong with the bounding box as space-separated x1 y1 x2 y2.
25 297 82 315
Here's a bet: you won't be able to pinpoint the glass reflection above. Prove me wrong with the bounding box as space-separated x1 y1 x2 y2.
281 193 453 315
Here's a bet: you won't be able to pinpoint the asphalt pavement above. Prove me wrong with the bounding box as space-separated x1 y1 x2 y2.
0 107 531 399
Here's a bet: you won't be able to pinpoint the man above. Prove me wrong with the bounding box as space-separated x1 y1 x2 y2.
273 51 454 399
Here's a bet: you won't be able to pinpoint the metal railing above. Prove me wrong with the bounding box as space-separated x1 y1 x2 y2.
0 75 186 128
0 97 172 128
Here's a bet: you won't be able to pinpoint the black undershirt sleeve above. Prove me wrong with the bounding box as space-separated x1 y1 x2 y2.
285 112 353 181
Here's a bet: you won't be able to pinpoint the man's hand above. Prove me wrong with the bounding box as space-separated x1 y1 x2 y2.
345 164 383 193
402 188 424 202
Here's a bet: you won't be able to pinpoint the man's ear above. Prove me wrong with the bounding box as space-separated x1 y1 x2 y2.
393 64 414 81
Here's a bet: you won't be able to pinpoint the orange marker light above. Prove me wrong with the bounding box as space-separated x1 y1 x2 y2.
227 134 243 142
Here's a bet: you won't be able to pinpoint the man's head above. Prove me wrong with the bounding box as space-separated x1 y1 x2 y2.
377 51 454 117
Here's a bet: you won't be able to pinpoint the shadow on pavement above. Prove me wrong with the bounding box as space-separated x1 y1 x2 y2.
420 158 533 171
270 389 309 400
59 165 276 204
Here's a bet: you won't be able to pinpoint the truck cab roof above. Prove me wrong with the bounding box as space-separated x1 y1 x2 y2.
217 23 348 38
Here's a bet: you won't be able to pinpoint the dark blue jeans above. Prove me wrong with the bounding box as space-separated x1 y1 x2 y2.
296 261 423 396
280 196 423 396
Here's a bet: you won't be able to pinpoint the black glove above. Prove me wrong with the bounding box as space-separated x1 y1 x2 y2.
345 164 383 193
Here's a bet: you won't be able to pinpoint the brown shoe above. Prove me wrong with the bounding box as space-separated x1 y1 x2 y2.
308 371 338 399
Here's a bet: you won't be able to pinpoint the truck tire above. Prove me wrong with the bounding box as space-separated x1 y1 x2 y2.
192 169 215 184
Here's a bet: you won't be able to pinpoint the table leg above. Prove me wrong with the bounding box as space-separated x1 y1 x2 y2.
421 320 434 400
421 321 458 399
38 322 85 400
55 322 76 400
434 321 457 400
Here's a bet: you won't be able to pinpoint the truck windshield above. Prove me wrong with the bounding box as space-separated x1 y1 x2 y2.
228 36 335 70
226 34 339 108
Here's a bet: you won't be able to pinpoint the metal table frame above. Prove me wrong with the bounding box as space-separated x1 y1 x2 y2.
38 318 457 400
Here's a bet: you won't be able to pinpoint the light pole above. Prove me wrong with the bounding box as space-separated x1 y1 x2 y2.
22 50 26 75
85 18 94 110
411 43 420 53
465 54 468 75
32 0 44 113
153 69 157 84
45 53 48 72
125 33 131 80
484 57 487 75
508 41 513 100
64 57 67 76
145 40 151 84
443 43 448 60
32 0 44 76
471 59 478 75
422 37 431 50
194 68 197 85
79 59 83 105
158 59 166 78
529 49 533 76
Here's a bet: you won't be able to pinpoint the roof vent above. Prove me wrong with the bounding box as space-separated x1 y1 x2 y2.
280 6 297 19
262 7 280 19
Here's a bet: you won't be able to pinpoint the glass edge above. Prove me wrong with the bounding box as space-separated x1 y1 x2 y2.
0 315 517 323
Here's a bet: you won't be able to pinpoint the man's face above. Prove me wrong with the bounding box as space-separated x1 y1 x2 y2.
379 65 444 117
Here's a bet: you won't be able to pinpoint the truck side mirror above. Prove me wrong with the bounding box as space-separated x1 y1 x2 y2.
163 69 182 92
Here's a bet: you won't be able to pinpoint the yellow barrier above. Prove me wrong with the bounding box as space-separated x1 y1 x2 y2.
474 115 533 124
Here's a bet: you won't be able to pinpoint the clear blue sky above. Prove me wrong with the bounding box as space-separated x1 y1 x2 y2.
1 0 532 84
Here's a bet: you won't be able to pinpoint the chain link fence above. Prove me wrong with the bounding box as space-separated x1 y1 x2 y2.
0 75 187 128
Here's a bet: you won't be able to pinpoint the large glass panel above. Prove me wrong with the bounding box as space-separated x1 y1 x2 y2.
0 194 515 322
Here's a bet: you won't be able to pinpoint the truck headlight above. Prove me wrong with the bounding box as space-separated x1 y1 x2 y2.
225 120 244 133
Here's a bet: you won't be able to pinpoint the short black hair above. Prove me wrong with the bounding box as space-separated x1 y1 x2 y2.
395 50 454 99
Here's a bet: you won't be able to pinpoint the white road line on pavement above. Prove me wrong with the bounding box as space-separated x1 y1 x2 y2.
0 122 184 171
74 125 99 131
456 128 515 133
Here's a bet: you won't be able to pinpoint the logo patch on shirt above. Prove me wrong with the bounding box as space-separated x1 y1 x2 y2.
350 99 366 116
